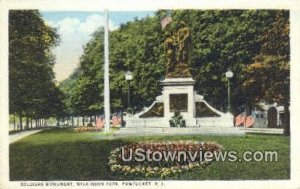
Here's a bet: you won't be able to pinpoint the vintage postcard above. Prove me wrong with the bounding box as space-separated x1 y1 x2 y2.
1 0 300 189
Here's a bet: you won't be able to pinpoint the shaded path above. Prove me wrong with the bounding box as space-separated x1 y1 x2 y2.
10 129 44 144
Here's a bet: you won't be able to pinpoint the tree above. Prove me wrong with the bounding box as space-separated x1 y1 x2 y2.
9 10 60 130
109 16 164 111
59 30 105 125
58 69 81 124
242 10 290 135
62 10 285 121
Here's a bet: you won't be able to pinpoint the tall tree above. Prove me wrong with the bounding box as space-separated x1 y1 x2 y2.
59 30 105 123
109 16 164 111
171 10 276 111
9 10 60 129
242 10 290 135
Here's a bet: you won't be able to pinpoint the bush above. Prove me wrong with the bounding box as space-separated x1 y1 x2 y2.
87 123 93 127
74 126 101 133
127 108 133 114
169 110 186 127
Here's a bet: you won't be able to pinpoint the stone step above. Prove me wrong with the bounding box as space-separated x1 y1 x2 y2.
239 127 284 134
114 126 245 136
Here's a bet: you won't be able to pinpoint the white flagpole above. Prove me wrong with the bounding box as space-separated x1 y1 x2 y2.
104 9 110 133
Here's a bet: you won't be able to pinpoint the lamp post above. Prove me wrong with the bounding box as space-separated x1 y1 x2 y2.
125 71 133 113
225 70 233 113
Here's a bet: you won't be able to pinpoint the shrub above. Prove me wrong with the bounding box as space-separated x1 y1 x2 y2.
169 111 186 127
87 123 94 127
74 126 102 133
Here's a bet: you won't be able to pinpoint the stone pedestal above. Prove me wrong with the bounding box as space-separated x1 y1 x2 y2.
161 78 197 126
124 77 234 128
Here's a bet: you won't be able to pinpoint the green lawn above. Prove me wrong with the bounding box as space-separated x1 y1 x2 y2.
9 128 290 180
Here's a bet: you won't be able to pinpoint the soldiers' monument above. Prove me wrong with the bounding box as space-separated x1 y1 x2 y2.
118 19 243 135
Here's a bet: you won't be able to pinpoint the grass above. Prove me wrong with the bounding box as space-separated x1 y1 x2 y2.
9 128 290 180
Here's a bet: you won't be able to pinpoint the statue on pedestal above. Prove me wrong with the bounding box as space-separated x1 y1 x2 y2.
164 31 176 74
163 21 192 78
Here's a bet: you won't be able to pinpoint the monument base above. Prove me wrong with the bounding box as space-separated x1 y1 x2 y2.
124 77 234 128
115 126 244 136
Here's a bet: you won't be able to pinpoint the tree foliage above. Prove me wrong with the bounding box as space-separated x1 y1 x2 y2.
9 10 62 129
241 10 290 135
61 10 289 118
242 10 289 104
59 30 105 118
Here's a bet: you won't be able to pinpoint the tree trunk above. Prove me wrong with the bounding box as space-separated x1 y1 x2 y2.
283 102 290 136
245 102 252 115
25 115 29 130
94 115 97 125
71 116 74 126
82 116 85 126
19 113 23 130
13 114 16 131
30 117 33 129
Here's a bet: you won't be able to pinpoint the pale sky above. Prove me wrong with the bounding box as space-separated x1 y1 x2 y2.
41 11 155 82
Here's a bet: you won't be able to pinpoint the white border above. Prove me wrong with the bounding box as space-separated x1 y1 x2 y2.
1 0 300 189
3 0 300 10
0 2 10 189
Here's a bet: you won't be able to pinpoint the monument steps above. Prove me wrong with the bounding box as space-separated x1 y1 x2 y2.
114 126 245 136
239 127 284 135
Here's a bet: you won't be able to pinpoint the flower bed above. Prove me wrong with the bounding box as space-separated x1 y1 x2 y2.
108 140 223 178
74 126 102 133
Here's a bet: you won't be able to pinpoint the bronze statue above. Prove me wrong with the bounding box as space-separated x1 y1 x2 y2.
163 21 192 78
164 31 176 74
177 21 191 64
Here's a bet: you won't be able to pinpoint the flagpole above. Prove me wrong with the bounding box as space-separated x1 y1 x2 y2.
104 9 110 133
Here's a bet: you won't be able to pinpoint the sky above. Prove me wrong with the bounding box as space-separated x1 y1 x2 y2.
41 11 155 81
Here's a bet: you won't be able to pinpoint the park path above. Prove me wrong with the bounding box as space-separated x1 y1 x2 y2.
9 129 43 144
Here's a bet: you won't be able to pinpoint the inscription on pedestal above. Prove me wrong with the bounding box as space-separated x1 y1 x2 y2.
169 93 188 112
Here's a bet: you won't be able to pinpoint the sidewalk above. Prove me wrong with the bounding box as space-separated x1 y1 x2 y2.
9 129 43 144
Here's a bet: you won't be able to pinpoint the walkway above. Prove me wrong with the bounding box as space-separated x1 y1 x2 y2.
10 129 44 144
